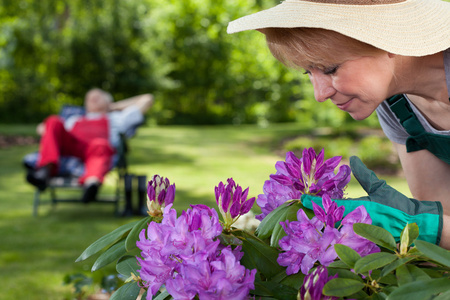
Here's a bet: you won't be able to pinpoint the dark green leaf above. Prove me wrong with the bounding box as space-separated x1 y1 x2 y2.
422 268 447 278
377 273 397 285
270 218 287 248
92 239 127 272
234 229 284 279
379 257 414 278
219 232 243 246
154 290 170 300
116 255 139 278
328 268 363 282
395 264 430 286
334 244 361 269
256 203 290 240
125 216 152 252
433 289 450 300
252 280 297 299
252 280 275 297
278 272 305 290
109 281 141 300
347 290 370 299
386 278 450 300
328 260 350 269
415 240 450 267
76 221 138 262
353 223 397 251
354 252 397 274
323 278 365 297
270 202 303 247
369 292 388 300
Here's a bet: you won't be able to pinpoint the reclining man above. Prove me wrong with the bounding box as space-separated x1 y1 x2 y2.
26 88 154 202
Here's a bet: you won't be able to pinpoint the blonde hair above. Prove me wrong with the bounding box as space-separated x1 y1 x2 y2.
261 27 384 70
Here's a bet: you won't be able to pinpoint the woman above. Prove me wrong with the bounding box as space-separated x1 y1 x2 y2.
228 0 450 249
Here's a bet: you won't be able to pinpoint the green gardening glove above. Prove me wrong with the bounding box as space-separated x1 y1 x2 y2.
301 156 443 245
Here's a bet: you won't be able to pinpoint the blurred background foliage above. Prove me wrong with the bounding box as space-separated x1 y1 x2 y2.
0 0 380 128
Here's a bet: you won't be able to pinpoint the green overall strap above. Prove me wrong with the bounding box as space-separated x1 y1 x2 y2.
386 94 424 136
387 94 450 164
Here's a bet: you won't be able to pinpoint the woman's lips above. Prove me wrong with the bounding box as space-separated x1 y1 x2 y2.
335 98 354 111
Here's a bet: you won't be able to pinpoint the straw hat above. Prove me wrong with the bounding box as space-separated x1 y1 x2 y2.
227 0 450 56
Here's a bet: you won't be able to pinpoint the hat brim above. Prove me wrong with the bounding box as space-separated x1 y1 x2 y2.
227 0 450 56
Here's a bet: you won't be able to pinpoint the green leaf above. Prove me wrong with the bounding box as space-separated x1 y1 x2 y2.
415 240 450 267
153 290 170 300
277 271 305 290
354 252 397 274
353 223 397 251
369 292 388 300
252 280 297 299
377 273 398 285
422 268 447 278
256 201 303 248
328 260 350 269
379 256 414 279
322 278 365 297
109 281 141 300
76 221 138 262
386 278 450 300
116 255 139 278
256 203 290 240
233 229 284 279
92 239 127 272
219 232 243 246
252 280 276 297
270 218 287 248
270 202 303 247
334 244 361 269
328 268 363 282
433 289 450 300
125 216 152 252
395 264 430 286
400 223 419 248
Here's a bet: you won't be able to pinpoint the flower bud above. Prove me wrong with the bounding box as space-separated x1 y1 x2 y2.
215 178 255 231
147 175 176 217
299 266 338 300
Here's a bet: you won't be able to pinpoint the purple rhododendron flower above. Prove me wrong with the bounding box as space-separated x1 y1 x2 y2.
300 266 338 300
277 195 379 275
137 204 256 299
256 179 302 221
256 149 351 220
215 178 256 231
146 175 176 217
166 247 256 300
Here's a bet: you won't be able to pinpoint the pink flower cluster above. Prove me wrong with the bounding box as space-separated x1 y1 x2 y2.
137 204 256 300
256 148 351 220
277 195 380 275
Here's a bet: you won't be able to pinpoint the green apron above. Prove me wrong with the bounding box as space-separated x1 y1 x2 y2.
387 94 450 165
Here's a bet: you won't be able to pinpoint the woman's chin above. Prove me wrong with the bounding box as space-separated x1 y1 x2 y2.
348 111 372 121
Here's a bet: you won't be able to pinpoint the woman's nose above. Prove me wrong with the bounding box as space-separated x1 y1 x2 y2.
309 73 335 103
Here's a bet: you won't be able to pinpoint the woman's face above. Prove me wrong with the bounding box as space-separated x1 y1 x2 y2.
85 90 109 113
306 52 394 120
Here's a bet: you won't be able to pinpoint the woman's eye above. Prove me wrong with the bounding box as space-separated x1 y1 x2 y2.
303 70 311 75
323 65 339 75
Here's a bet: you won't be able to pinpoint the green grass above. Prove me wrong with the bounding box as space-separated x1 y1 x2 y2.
0 123 411 299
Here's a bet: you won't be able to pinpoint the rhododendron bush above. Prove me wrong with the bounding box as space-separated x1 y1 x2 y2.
77 148 450 300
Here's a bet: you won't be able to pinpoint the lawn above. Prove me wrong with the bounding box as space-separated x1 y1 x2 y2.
0 123 411 299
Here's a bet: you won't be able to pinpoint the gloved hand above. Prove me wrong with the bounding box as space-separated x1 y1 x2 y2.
301 156 443 245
